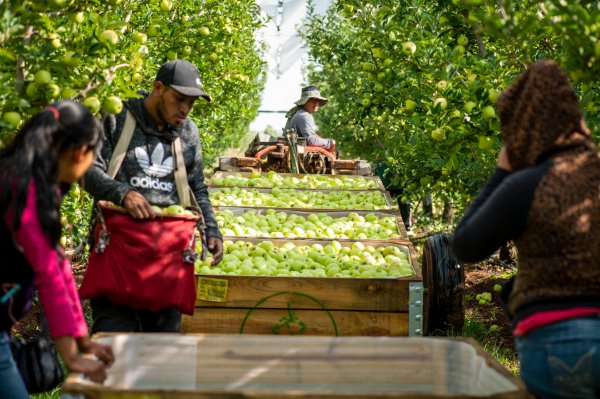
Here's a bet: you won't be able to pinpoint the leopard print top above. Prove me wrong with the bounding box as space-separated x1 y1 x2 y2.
497 60 600 315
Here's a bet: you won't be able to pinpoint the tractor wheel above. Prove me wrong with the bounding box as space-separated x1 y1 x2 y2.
421 233 464 335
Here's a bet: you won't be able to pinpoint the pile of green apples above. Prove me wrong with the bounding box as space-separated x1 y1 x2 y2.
195 240 414 278
209 187 390 210
105 202 195 216
215 209 400 240
151 204 196 216
212 170 380 190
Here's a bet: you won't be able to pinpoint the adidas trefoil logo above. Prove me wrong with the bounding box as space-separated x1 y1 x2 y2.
135 144 173 178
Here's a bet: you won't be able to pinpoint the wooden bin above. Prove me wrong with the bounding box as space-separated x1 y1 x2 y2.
61 333 533 399
213 207 410 242
210 171 386 191
183 238 424 337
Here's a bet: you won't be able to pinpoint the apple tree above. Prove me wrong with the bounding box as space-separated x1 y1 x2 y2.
302 0 599 216
0 0 266 163
0 0 267 248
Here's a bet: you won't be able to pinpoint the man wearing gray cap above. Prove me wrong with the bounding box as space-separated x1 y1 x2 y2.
284 85 336 151
84 59 223 333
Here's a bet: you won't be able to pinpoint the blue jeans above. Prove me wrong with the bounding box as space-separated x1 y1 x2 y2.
515 315 600 399
0 332 28 399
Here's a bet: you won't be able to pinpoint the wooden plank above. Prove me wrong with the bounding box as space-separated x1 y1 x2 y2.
182 308 409 336
195 275 412 311
62 334 533 399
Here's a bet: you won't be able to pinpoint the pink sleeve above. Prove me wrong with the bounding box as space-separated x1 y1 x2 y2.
7 182 88 339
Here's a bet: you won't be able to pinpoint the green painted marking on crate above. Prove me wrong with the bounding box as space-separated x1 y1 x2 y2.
239 291 339 336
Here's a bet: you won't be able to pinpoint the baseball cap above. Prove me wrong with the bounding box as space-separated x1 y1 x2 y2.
156 59 212 102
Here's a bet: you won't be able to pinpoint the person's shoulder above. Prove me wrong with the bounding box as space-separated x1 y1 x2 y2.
179 119 199 142
294 109 313 122
501 161 552 192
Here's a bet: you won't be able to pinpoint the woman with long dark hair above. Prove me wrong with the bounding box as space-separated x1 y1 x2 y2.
0 100 114 398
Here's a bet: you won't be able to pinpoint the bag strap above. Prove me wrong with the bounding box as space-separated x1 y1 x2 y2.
107 110 136 179
172 137 192 208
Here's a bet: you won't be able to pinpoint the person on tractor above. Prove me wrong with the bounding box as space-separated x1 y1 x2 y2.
284 85 336 152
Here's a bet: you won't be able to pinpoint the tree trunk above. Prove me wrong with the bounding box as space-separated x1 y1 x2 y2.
442 200 454 224
423 193 433 217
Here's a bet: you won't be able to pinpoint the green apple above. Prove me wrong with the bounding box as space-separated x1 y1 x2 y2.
2 112 21 128
60 87 77 99
488 89 501 103
34 70 52 85
457 35 468 46
165 204 185 215
209 52 218 61
83 96 101 114
62 52 81 68
26 83 39 98
464 101 477 113
431 128 446 141
51 38 62 49
436 80 447 91
481 105 496 120
46 83 61 98
160 0 173 11
433 97 447 110
167 51 177 61
103 96 123 114
199 27 210 36
478 136 494 150
405 99 417 113
493 284 502 292
99 30 119 45
132 32 147 44
453 45 465 55
402 41 416 55
362 62 375 72
147 25 161 36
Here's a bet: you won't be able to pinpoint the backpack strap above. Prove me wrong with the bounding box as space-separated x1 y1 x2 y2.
172 137 192 208
107 110 136 179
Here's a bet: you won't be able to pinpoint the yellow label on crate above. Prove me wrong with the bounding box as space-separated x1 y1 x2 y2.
197 277 228 302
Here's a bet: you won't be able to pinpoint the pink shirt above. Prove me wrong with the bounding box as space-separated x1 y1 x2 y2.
5 181 88 339
514 307 600 336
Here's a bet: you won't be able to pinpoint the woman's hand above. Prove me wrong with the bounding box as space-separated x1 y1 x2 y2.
77 337 115 366
56 336 112 383
67 356 109 383
497 146 512 172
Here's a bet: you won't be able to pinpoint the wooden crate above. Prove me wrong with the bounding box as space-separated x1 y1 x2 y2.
210 171 386 191
213 207 410 241
184 238 423 337
61 333 533 399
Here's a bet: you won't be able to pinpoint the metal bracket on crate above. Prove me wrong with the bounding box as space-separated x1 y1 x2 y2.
408 282 424 336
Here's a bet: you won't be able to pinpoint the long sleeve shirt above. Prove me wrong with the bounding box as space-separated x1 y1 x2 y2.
2 181 87 338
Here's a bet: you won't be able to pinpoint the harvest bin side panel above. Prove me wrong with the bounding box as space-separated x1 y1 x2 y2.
182 308 410 336
194 275 412 311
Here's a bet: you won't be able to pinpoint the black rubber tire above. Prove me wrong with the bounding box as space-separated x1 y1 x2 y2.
421 233 465 335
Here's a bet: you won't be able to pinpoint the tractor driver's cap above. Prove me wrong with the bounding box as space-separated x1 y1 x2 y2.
156 59 212 102
295 85 328 106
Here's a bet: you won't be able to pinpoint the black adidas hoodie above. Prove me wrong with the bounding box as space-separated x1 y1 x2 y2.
85 97 221 239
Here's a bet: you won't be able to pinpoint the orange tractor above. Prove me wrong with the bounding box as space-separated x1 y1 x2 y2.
218 130 371 175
